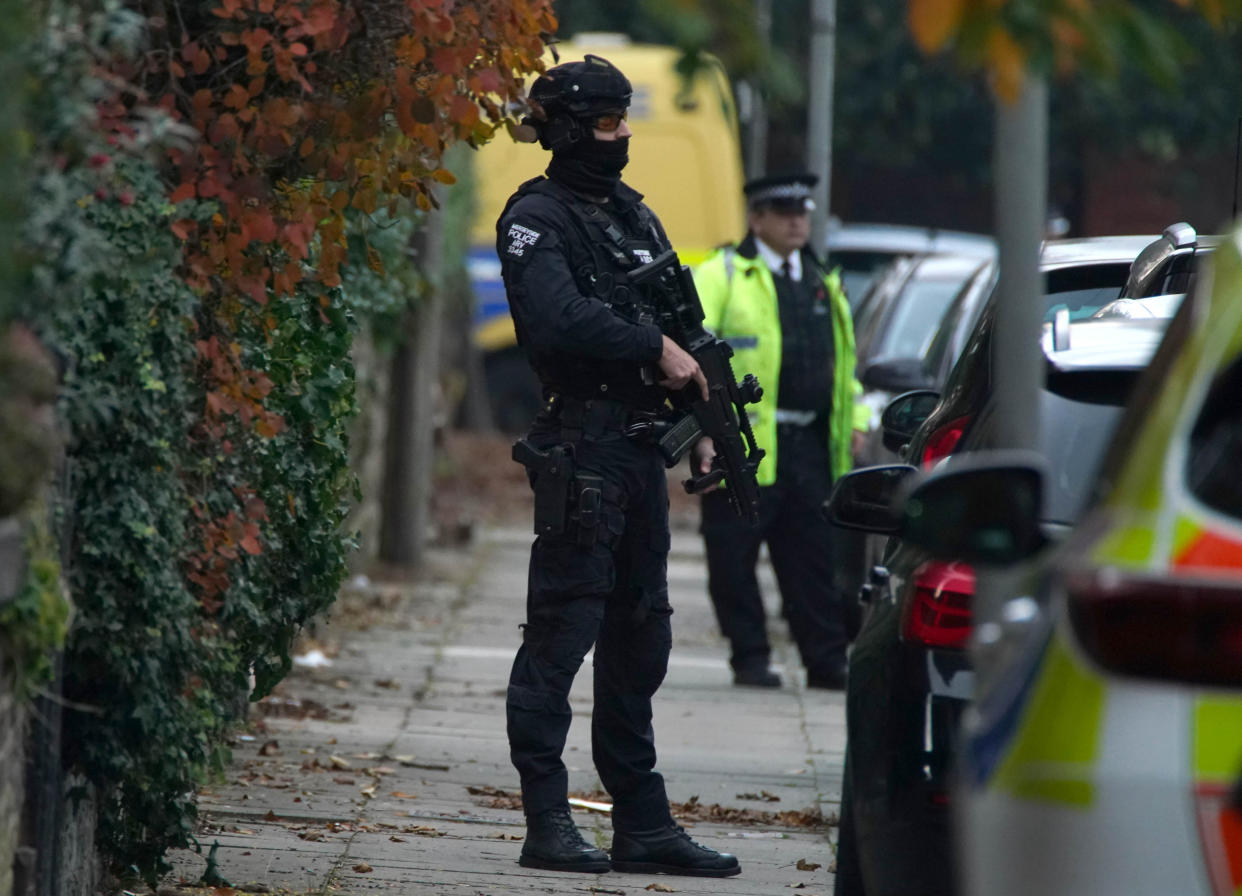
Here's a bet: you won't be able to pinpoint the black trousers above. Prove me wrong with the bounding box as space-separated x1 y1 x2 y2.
506 420 674 833
699 422 848 678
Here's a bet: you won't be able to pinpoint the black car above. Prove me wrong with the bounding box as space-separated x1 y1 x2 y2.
825 309 1174 896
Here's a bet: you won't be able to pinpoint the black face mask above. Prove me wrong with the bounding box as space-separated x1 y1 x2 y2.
546 134 630 197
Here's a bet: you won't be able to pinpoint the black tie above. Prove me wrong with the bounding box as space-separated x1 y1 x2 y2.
780 259 792 280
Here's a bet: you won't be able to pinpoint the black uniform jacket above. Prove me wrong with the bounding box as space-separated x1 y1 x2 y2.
496 176 671 409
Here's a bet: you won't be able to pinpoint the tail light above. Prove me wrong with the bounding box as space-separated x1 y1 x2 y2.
921 415 971 468
902 561 975 649
1065 569 1242 686
1195 782 1242 896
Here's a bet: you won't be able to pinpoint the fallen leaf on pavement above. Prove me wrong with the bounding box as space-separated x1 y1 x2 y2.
258 740 280 756
333 777 356 785
391 791 418 799
789 884 807 889
736 790 780 802
646 884 676 892
467 784 523 810
297 831 324 841
329 755 352 769
374 678 400 689
360 784 377 798
352 863 373 873
399 820 444 835
262 810 280 822
670 796 828 829
796 858 822 871
389 836 407 843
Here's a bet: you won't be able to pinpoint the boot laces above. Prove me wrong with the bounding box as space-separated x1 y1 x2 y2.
547 810 591 849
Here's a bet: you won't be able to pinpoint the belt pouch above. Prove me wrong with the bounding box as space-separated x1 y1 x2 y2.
573 473 604 546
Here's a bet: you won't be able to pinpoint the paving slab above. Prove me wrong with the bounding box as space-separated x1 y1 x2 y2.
165 523 846 896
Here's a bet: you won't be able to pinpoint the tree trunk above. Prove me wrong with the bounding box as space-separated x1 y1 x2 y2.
379 211 445 568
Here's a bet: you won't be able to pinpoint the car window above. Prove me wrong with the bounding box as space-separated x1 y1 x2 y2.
1043 263 1131 321
921 263 996 385
840 269 877 309
828 250 912 309
1141 251 1202 298
968 382 1129 524
874 275 967 360
1038 387 1129 523
852 258 915 357
1187 355 1242 519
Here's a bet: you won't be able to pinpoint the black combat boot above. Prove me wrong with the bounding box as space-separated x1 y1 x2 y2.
519 808 611 873
610 823 741 877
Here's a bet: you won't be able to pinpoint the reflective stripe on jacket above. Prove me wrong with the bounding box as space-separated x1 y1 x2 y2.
693 243 867 486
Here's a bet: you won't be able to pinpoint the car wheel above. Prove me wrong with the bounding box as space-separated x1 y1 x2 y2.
833 750 866 896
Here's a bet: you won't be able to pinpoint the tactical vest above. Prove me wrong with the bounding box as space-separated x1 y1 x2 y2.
504 176 668 408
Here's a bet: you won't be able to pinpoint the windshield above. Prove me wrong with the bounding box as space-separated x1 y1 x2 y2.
875 276 967 360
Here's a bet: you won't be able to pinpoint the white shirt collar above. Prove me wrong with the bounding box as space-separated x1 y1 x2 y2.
754 237 802 282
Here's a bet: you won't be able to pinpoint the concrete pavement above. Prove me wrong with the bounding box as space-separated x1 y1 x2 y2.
164 524 847 895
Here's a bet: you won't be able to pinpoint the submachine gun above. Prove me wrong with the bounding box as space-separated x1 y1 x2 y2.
628 249 766 523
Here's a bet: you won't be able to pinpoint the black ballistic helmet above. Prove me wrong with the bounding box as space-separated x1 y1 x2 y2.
526 54 632 151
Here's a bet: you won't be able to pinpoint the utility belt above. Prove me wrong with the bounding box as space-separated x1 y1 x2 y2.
510 395 699 545
540 392 702 466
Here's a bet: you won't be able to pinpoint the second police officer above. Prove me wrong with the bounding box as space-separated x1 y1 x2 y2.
693 173 869 690
496 55 740 878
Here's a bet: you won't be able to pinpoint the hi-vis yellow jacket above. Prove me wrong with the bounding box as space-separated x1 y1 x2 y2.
693 238 869 486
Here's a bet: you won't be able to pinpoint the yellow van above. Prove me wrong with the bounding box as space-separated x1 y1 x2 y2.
469 33 746 430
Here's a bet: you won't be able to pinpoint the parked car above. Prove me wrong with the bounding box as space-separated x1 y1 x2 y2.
825 309 1178 896
825 221 994 309
853 253 995 459
892 225 1242 896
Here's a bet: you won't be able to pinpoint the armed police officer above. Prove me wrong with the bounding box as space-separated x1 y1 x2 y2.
497 55 739 878
693 173 869 690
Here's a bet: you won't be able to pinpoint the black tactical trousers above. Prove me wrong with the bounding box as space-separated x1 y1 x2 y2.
700 421 848 678
507 419 675 833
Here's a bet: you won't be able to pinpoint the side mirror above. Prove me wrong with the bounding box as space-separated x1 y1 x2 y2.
823 464 917 534
861 358 933 395
900 451 1047 566
880 389 940 453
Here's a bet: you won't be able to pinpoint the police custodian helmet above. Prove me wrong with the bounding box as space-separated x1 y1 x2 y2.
525 55 632 152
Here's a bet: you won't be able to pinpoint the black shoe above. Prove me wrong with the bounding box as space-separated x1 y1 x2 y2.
807 661 847 691
611 824 741 877
519 808 611 873
733 665 782 688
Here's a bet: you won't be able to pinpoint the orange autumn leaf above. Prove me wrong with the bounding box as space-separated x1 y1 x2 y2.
986 27 1027 103
908 0 967 52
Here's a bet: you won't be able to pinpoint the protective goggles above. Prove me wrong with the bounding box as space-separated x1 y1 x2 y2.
588 110 628 132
